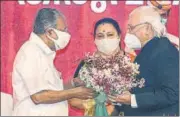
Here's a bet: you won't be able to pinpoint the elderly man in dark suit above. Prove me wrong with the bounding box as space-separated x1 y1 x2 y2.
109 6 179 116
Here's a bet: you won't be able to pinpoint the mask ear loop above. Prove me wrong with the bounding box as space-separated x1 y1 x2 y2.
46 28 60 41
44 28 53 40
45 27 54 34
46 28 58 48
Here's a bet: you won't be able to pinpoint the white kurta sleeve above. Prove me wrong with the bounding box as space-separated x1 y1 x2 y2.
14 46 50 95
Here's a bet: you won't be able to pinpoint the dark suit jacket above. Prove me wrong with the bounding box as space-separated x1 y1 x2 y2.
113 37 179 116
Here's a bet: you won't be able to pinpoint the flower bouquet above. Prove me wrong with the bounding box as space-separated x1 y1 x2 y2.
79 52 145 116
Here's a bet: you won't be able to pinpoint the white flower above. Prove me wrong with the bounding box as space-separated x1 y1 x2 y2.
103 69 112 77
114 64 119 71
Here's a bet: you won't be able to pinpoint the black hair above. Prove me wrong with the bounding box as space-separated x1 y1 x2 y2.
94 18 121 37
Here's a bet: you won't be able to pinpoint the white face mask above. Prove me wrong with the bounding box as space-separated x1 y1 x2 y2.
47 28 71 51
95 38 120 55
124 33 141 49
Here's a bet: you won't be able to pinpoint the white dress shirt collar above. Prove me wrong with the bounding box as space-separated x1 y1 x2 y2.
29 32 55 55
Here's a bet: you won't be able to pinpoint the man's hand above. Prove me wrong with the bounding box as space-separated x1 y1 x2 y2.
72 86 95 100
72 78 85 87
64 78 85 90
108 91 131 105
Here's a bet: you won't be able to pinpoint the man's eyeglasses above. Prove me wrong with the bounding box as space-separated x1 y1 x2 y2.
128 22 150 33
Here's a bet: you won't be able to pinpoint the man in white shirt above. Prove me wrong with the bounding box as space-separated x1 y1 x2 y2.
12 8 94 116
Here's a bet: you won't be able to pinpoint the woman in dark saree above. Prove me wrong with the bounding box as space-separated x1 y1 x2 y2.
69 18 127 115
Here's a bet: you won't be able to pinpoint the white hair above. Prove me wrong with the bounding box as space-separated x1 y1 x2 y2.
129 6 167 37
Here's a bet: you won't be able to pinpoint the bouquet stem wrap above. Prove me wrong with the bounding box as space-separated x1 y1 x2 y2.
83 99 95 116
83 92 108 116
94 92 108 116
